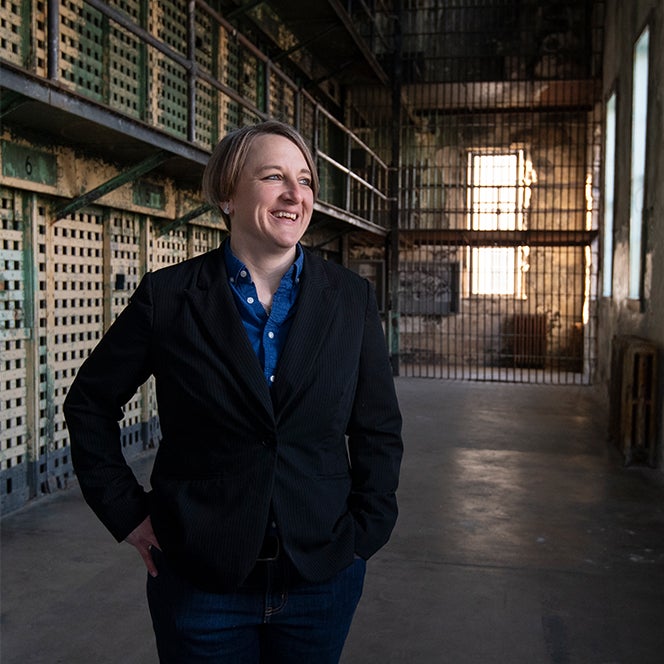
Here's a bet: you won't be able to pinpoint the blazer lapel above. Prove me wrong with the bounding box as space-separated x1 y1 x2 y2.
183 248 274 420
272 253 338 412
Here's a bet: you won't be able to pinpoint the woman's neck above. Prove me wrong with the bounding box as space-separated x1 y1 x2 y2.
229 238 297 312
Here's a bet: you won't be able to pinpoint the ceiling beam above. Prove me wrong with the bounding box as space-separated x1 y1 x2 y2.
327 0 390 86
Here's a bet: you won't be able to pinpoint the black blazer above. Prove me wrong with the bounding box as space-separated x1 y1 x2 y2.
64 244 403 592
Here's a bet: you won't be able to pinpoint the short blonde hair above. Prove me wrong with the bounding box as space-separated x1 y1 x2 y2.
202 120 319 228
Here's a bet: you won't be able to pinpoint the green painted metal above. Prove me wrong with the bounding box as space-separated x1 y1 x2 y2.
138 0 149 123
100 8 111 104
1 141 57 186
20 0 32 69
133 180 166 209
65 2 104 102
20 194 38 500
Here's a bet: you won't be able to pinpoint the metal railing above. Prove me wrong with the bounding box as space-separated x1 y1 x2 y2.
1 0 390 229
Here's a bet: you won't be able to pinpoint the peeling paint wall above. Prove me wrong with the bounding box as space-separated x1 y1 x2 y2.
599 0 664 465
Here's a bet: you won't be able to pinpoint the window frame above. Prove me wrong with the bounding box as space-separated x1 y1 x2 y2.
465 148 532 299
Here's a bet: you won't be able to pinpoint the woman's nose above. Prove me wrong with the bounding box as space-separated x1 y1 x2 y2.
281 178 305 201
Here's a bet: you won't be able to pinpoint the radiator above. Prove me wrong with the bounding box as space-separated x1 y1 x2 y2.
611 336 658 466
510 313 547 368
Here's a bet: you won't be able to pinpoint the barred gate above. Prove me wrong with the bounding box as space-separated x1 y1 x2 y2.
395 1 602 384
350 0 603 385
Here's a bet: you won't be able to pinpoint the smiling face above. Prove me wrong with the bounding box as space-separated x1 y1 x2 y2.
227 133 314 261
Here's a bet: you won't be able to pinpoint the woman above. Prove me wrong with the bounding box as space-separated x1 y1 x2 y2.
64 120 403 663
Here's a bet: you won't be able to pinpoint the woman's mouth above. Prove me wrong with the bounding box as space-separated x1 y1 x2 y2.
272 210 298 221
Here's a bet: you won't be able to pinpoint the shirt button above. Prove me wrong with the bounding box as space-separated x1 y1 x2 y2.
240 270 247 278
268 331 275 339
247 296 255 304
269 375 275 383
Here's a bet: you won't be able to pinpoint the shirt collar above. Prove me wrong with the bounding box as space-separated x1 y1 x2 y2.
224 239 304 285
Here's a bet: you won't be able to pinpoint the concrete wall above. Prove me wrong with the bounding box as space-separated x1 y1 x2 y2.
599 0 664 464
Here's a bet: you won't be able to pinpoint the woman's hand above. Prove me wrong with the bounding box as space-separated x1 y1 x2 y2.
125 516 161 577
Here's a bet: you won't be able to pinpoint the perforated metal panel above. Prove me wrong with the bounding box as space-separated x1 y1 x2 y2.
222 35 261 127
107 0 144 120
151 224 188 269
59 0 105 100
212 25 235 136
47 211 104 492
191 226 224 256
148 0 188 137
33 202 49 497
193 8 215 147
0 188 30 511
0 192 187 513
108 211 144 454
269 69 296 125
0 0 27 69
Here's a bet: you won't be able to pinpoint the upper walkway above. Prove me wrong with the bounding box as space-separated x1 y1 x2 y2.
2 378 664 663
0 0 391 237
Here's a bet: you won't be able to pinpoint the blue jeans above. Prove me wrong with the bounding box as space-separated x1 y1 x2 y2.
146 548 365 663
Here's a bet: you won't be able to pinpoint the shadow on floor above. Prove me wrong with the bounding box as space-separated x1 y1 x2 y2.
2 379 664 663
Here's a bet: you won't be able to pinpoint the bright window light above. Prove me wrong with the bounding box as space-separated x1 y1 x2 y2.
467 151 532 296
602 91 617 297
629 26 649 300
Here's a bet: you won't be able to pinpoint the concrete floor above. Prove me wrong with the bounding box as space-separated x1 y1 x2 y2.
2 378 664 663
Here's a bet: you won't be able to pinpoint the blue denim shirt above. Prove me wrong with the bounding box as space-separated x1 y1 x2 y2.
224 240 303 385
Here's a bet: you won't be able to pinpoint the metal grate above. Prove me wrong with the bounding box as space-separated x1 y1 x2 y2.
59 0 105 100
151 223 188 268
0 185 234 512
107 0 144 121
191 226 225 257
0 188 30 511
0 0 25 69
148 0 189 138
108 212 144 452
193 7 215 147
47 211 105 492
350 0 602 384
269 67 297 125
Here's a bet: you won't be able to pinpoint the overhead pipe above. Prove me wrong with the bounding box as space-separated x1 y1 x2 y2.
47 0 59 81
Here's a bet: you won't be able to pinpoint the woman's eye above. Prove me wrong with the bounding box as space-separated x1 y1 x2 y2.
299 177 312 187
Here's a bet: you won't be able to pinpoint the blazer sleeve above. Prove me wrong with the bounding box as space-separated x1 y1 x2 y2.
346 281 403 559
63 272 155 542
